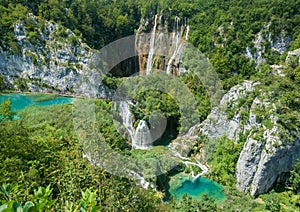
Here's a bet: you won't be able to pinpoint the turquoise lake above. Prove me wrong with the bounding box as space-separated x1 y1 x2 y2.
0 93 72 111
168 174 226 201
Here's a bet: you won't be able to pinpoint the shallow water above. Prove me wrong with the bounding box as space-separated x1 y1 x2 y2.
169 173 226 201
0 93 72 111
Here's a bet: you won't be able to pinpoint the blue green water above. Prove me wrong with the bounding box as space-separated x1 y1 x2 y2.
0 93 72 111
169 174 226 201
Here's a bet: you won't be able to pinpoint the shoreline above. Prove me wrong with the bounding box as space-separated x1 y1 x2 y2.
1 90 113 101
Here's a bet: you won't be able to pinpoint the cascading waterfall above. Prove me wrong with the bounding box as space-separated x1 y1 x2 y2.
136 13 190 75
118 101 136 142
166 16 189 75
172 149 209 181
185 25 190 40
130 170 157 190
146 14 158 75
133 120 153 149
185 17 190 40
129 14 191 147
118 101 153 149
166 16 180 74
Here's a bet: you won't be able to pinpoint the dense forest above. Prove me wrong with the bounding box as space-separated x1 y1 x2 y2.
0 0 300 211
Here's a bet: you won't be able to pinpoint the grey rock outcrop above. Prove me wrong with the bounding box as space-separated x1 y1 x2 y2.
237 136 300 196
192 80 300 196
286 48 300 65
235 89 300 195
244 23 290 66
0 14 109 97
190 80 258 140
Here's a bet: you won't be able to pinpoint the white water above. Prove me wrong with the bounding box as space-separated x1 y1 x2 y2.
146 14 158 75
166 17 180 74
118 101 153 149
185 25 190 40
166 16 189 75
118 101 136 142
166 43 183 75
133 120 153 149
130 170 150 189
172 149 209 181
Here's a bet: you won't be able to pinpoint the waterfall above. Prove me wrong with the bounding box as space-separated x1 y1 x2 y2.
129 170 157 190
185 25 190 40
136 13 190 75
172 149 209 181
118 101 135 142
166 16 184 75
130 171 150 189
133 120 153 149
118 101 153 149
146 14 158 75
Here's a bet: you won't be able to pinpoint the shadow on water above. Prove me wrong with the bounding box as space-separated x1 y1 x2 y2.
153 117 180 146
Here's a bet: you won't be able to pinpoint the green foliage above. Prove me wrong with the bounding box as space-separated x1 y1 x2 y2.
171 194 217 212
0 75 5 91
94 99 130 150
265 190 281 212
0 0 299 211
78 189 102 212
0 103 161 211
15 78 29 92
131 147 178 177
0 0 299 93
117 74 199 133
219 187 263 211
0 184 17 202
290 159 300 193
179 72 211 122
0 4 28 51
0 185 106 212
0 185 55 212
0 97 15 121
208 137 244 186
290 33 300 50
101 74 122 90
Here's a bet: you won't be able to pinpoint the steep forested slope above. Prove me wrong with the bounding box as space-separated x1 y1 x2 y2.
0 0 300 211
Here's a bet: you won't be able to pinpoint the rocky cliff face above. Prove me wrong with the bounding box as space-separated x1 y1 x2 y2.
244 23 290 66
286 48 300 66
237 134 300 196
197 80 259 140
189 80 300 196
0 12 191 93
0 14 110 97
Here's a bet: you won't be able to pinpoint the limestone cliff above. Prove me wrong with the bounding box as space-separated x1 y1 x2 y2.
0 14 109 97
189 80 300 196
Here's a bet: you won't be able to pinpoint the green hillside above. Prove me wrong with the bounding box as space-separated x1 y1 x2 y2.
0 0 299 211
